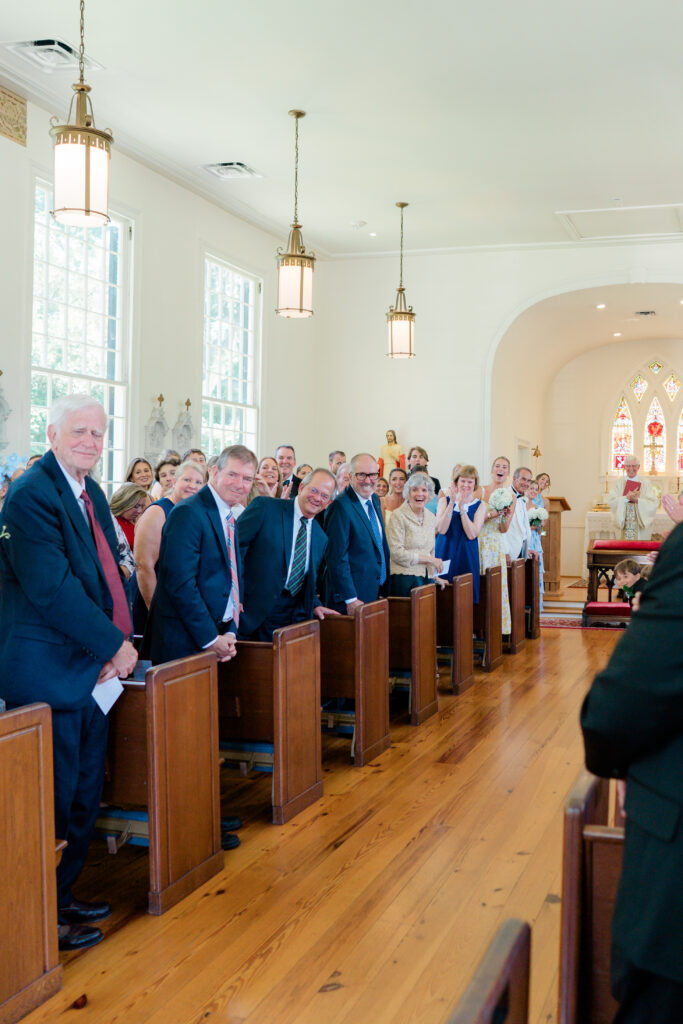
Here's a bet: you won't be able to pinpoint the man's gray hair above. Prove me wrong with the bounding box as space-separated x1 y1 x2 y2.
215 445 258 470
275 443 296 458
48 394 106 434
403 471 435 501
513 465 532 479
300 467 337 499
328 449 345 462
349 453 378 474
335 462 349 480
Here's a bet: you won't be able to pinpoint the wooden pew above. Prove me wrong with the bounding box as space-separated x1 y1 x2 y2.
0 704 62 1023
446 918 531 1024
473 566 503 672
100 652 223 915
525 556 540 639
319 599 391 766
436 574 475 694
388 583 438 725
504 558 526 654
218 619 323 824
558 771 624 1024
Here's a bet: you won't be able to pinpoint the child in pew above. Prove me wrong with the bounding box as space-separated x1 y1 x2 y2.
614 558 649 609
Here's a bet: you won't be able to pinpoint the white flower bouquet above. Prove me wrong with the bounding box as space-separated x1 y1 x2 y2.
528 506 549 526
489 486 515 511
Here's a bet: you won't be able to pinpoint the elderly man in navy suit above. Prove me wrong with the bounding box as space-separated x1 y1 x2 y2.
145 444 256 665
0 395 138 952
323 452 391 613
236 468 339 640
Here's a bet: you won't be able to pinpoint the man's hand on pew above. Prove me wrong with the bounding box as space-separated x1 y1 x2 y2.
314 606 342 620
210 633 237 662
345 599 364 615
111 640 138 679
529 549 540 561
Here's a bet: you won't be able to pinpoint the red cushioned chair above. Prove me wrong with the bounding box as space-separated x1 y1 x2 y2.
582 601 631 627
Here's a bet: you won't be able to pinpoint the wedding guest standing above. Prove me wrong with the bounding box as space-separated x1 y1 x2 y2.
381 466 407 529
478 456 514 632
526 479 546 611
435 465 486 601
125 457 154 492
387 472 442 595
150 452 181 501
109 483 150 549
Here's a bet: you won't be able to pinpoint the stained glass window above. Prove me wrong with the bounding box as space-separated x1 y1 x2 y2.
630 374 648 402
612 396 633 470
663 373 680 402
643 396 666 473
649 360 663 374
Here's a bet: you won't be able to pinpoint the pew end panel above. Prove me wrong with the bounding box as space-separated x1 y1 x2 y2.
389 584 438 726
558 771 623 1024
320 600 390 766
524 556 540 639
446 918 531 1024
0 703 62 1023
504 559 526 655
473 566 503 672
436 575 475 694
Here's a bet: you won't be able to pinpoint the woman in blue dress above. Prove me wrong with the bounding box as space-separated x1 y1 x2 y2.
435 464 487 602
526 479 545 611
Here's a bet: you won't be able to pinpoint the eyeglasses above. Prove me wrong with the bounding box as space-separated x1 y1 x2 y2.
354 472 380 482
305 486 333 503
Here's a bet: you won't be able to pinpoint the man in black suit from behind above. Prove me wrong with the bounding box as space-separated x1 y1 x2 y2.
275 443 300 497
581 522 683 1022
323 452 390 613
236 469 339 640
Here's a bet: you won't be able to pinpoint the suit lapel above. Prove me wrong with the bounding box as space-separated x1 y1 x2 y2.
199 486 231 569
347 488 382 554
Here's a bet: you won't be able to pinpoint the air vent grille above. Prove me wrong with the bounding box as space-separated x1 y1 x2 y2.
4 39 103 73
634 310 656 317
203 162 261 180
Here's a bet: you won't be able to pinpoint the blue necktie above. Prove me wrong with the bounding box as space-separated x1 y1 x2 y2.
365 499 386 585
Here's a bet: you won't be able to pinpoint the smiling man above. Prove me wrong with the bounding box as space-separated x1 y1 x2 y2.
608 455 659 540
236 469 339 640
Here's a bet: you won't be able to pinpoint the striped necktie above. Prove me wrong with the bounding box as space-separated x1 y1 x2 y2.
286 519 308 596
365 499 387 585
224 509 240 627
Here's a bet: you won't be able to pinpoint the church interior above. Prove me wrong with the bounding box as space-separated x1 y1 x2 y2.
1 1 682 1021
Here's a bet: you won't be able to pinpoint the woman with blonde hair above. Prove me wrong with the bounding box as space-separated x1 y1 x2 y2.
478 455 514 632
435 464 486 601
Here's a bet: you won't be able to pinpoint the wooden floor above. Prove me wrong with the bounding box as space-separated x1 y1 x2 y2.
25 627 618 1024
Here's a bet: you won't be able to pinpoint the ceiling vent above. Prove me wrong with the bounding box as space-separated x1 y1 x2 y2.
635 310 656 317
203 162 261 180
3 39 103 73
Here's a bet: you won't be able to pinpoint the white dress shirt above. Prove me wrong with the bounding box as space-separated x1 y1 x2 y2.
207 483 236 624
501 489 532 559
284 500 312 587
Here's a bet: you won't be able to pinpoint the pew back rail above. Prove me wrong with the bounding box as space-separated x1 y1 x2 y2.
388 583 438 725
446 918 531 1024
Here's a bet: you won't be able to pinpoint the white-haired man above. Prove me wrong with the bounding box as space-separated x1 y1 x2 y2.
0 394 137 952
608 456 659 540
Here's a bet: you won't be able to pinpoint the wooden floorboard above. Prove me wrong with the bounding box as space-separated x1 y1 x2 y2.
23 626 617 1024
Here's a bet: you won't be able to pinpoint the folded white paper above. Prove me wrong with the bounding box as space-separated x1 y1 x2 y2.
92 674 124 715
438 559 451 577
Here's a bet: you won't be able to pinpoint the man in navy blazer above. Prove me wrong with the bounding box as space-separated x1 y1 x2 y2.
323 452 390 613
144 445 256 665
0 395 138 952
236 469 339 640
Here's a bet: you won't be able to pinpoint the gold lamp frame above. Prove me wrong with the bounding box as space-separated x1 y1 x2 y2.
387 202 415 358
276 110 315 317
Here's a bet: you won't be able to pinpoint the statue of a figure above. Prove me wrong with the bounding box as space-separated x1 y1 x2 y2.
378 428 405 479
144 394 168 465
172 399 194 455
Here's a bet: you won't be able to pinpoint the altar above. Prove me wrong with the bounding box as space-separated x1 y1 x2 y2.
583 509 672 576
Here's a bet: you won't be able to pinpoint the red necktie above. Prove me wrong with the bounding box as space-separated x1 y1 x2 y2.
81 488 132 638
225 509 240 628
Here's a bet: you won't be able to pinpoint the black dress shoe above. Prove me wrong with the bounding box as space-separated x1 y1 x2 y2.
221 831 240 851
59 897 112 923
220 815 242 832
58 923 104 951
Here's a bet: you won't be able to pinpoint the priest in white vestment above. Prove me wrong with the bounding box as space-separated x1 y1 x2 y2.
608 456 659 540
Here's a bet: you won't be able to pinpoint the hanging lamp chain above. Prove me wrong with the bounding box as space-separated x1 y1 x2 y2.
293 115 299 224
399 205 404 289
78 0 86 85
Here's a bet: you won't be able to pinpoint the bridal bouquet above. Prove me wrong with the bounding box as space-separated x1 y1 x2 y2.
489 487 514 511
528 506 549 525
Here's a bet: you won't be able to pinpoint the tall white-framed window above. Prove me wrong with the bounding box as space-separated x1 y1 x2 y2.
30 182 129 494
201 255 260 456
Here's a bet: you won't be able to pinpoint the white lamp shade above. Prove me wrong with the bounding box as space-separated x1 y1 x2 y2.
277 256 314 318
52 129 111 227
387 311 415 358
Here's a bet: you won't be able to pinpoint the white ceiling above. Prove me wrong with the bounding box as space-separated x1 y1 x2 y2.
3 1 683 256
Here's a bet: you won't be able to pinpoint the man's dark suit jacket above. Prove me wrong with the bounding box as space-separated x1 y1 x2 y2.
0 449 124 710
323 486 390 612
283 475 301 498
144 485 242 664
581 522 683 985
236 496 327 637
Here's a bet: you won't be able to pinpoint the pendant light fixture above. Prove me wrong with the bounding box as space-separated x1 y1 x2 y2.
49 0 113 227
276 110 315 317
386 202 415 358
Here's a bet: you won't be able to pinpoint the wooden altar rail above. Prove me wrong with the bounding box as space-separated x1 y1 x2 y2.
473 566 504 672
504 559 526 655
446 918 531 1024
217 620 323 824
319 600 391 766
525 557 540 639
558 772 623 1024
0 704 62 1024
101 653 223 915
388 583 439 725
436 574 475 694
